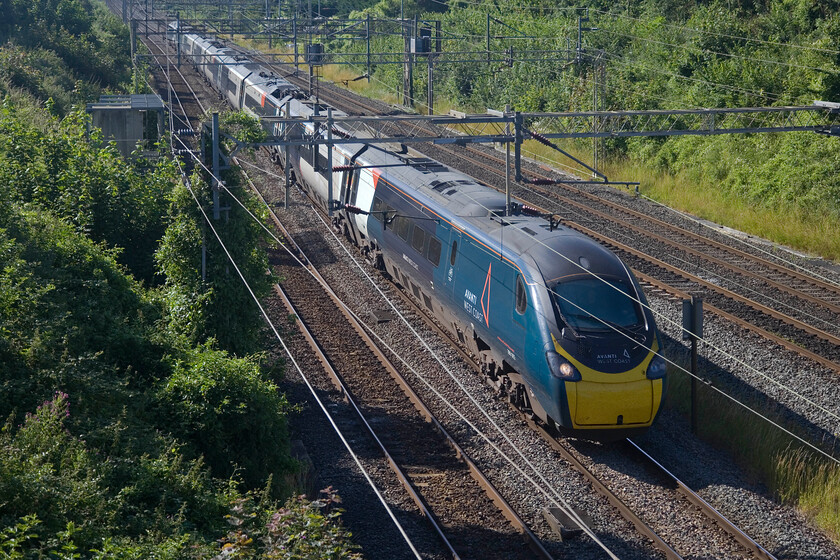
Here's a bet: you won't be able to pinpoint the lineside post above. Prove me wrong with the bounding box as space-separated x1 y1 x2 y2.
284 101 291 210
514 111 523 182
505 104 511 216
212 112 221 220
682 295 704 435
366 14 371 81
427 53 434 115
327 108 333 216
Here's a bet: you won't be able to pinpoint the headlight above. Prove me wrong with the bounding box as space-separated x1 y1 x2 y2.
546 351 581 381
646 354 667 379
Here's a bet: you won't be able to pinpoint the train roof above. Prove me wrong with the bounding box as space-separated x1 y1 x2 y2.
353 147 629 283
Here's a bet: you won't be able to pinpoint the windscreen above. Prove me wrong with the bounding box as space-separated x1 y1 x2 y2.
552 277 642 332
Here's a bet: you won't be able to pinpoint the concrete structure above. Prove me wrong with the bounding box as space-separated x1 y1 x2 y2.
86 94 166 158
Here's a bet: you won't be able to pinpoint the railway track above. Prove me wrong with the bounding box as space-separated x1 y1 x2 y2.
365 209 782 560
245 155 790 559
116 13 840 558
261 192 554 560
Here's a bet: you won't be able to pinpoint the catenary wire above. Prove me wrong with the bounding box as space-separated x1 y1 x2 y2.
219 169 622 557
147 41 425 560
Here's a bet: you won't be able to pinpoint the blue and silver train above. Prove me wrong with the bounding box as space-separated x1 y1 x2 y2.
168 23 667 438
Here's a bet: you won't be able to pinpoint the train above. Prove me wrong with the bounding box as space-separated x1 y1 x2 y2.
167 22 667 438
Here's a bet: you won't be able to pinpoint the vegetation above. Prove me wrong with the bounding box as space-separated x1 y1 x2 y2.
0 1 359 557
282 0 840 259
662 359 840 539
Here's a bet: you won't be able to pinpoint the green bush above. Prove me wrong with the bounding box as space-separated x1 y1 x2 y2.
209 488 362 560
156 346 296 494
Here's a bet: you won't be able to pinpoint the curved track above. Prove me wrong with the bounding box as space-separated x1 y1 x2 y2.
111 10 840 558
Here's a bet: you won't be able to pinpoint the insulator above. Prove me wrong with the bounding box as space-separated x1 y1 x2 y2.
520 205 542 216
529 178 557 185
344 204 366 215
175 129 197 136
529 131 552 147
331 127 352 139
332 165 354 172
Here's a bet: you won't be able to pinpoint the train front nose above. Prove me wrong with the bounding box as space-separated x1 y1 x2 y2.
552 336 666 431
567 376 660 427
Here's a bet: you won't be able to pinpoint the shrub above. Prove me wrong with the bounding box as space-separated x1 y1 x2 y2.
155 346 295 494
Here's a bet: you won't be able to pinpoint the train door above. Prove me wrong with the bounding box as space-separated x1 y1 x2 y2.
508 272 528 363
352 168 376 238
442 228 462 298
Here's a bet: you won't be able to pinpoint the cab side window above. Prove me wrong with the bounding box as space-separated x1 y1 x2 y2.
515 275 527 314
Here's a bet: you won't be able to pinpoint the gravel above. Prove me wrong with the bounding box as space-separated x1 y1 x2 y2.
249 152 840 558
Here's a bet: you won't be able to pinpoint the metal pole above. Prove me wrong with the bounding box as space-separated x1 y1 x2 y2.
201 229 207 282
293 12 299 74
366 14 371 82
284 101 291 210
505 104 511 216
514 111 522 182
176 12 181 67
122 0 127 23
593 64 598 176
691 334 698 435
131 19 138 92
212 112 221 220
427 54 433 115
486 13 490 66
327 108 333 216
309 63 314 96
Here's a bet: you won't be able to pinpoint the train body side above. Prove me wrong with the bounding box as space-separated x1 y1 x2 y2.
165 25 666 438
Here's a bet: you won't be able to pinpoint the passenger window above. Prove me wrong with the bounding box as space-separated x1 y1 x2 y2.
411 225 426 253
394 216 410 241
450 240 458 266
427 237 441 266
515 275 527 314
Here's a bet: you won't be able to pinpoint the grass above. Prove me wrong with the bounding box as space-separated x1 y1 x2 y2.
664 358 840 540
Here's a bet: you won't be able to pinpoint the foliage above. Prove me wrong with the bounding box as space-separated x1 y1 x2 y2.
157 114 275 356
318 0 840 241
156 346 295 493
0 0 132 102
0 4 360 559
0 391 221 558
0 100 175 283
210 488 362 560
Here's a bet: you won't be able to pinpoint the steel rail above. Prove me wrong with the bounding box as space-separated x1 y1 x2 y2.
243 167 554 560
228 41 774 560
625 439 780 560
571 220 840 359
633 269 840 374
368 240 688 560
133 13 548 558
271 282 462 560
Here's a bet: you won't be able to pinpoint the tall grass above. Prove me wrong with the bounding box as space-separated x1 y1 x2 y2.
665 359 840 540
